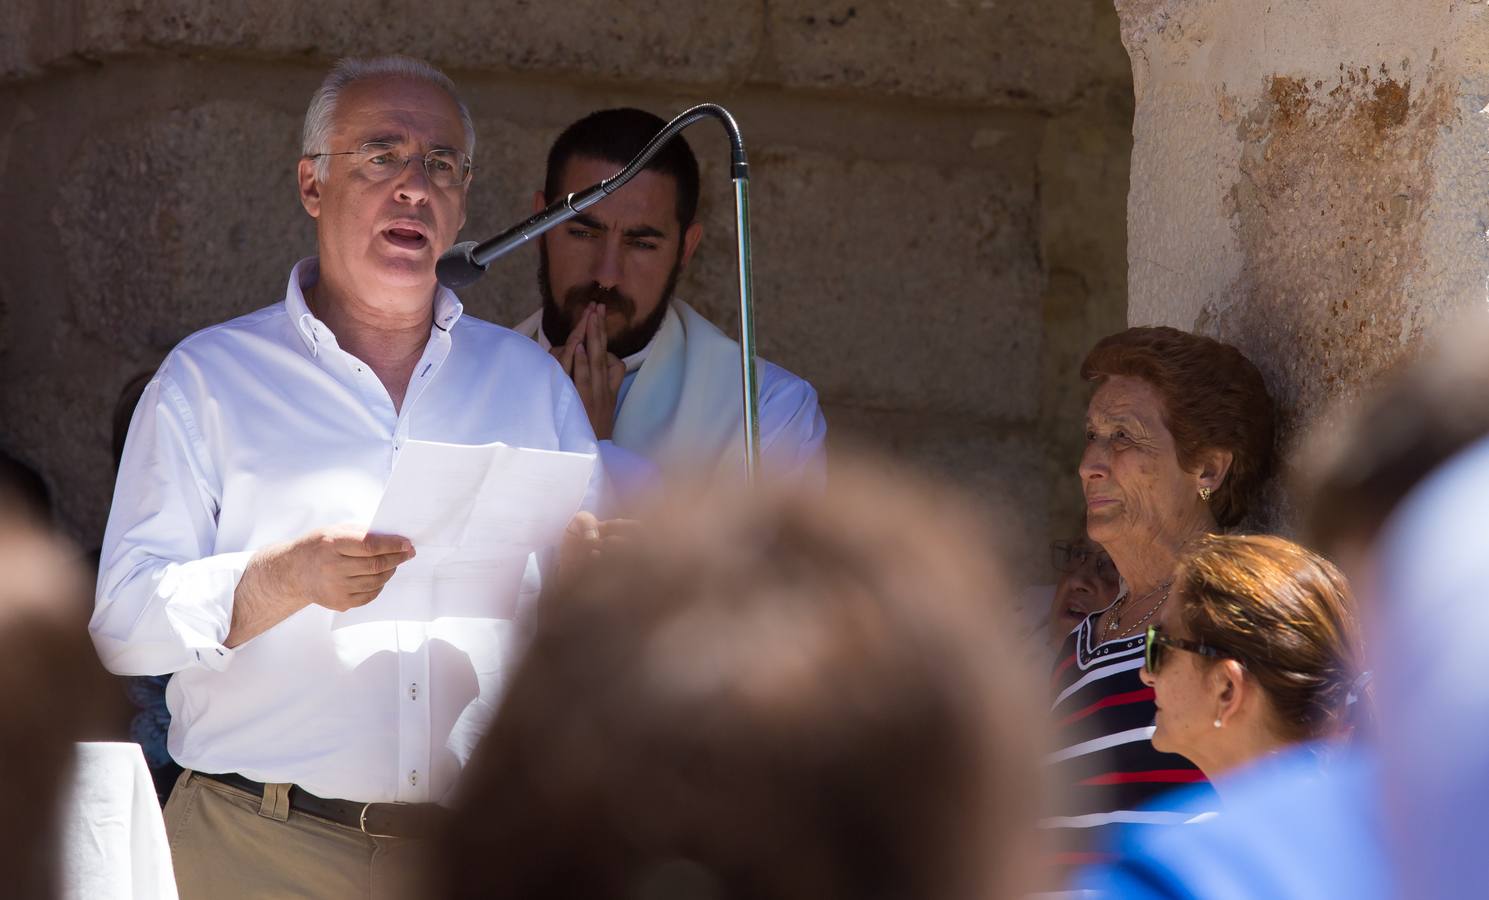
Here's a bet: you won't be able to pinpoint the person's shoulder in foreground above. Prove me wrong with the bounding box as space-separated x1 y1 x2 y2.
1074 743 1389 900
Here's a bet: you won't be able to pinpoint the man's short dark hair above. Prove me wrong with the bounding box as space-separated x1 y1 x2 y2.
544 108 701 227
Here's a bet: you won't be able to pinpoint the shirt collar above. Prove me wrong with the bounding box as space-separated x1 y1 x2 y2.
284 257 465 356
432 286 463 333
285 257 321 354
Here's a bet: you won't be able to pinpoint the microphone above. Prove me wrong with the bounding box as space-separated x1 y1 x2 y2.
435 241 484 289
436 183 610 290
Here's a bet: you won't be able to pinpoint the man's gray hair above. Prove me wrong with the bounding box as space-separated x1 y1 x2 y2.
302 55 476 182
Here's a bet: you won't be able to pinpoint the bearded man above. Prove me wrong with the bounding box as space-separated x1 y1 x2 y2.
513 108 826 495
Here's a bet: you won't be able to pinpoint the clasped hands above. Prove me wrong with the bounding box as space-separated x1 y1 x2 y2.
549 302 625 441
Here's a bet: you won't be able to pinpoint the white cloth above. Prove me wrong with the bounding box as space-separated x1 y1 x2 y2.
91 258 601 804
515 299 826 493
61 742 178 900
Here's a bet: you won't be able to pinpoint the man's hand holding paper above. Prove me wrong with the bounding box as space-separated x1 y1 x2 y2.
334 438 599 626
228 526 416 647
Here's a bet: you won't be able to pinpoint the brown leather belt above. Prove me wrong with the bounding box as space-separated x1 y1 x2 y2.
197 771 447 839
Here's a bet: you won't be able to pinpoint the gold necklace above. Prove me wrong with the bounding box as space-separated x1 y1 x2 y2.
1105 579 1173 637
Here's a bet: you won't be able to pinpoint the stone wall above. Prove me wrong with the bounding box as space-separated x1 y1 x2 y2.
1116 0 1489 527
0 1 1132 574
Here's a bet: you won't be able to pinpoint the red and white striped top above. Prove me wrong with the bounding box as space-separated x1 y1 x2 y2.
1042 611 1218 882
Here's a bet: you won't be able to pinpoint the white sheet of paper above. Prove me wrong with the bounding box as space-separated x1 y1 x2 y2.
333 439 597 627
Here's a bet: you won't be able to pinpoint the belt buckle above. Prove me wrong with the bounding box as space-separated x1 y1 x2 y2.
359 802 399 839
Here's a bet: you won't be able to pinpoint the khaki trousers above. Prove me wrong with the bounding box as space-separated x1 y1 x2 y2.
164 770 429 900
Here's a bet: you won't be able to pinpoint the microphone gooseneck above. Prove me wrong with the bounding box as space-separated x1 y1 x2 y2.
436 104 748 292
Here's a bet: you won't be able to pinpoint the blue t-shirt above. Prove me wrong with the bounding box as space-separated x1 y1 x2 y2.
1075 744 1389 899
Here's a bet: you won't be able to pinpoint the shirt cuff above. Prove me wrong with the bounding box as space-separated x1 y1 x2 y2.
158 550 253 672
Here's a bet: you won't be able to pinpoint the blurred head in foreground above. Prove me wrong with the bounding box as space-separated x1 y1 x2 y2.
441 462 1043 900
1141 534 1364 785
0 512 118 898
1304 315 1489 586
0 449 53 528
1301 314 1489 897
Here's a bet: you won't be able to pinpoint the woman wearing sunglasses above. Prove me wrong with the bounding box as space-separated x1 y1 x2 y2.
1141 533 1366 789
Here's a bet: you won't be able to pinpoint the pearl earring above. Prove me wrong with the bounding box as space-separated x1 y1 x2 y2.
1213 717 1222 729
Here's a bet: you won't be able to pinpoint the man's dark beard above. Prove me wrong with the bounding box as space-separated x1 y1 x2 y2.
538 242 683 360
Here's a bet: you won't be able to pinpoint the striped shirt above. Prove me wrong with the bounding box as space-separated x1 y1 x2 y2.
1043 611 1218 883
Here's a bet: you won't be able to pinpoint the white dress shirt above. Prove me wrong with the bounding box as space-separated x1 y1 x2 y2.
91 258 601 804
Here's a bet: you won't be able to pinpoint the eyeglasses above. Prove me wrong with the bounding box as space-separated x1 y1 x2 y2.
1145 625 1237 675
305 142 473 188
1051 540 1117 581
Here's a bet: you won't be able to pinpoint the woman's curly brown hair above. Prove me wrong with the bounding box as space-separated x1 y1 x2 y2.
1081 326 1276 527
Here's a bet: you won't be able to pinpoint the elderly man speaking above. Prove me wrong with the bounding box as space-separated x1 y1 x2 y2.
90 57 600 899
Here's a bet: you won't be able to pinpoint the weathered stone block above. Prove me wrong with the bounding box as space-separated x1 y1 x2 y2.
0 2 72 82
768 0 1129 108
7 0 1133 112
55 99 313 349
696 147 1043 420
0 363 129 541
59 0 762 87
825 403 1053 578
1209 71 1462 434
1036 93 1132 527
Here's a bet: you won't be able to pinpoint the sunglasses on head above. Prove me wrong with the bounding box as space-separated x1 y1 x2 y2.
1144 625 1229 675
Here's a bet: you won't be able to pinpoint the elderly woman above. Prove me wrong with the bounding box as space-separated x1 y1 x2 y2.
1045 326 1274 881
1141 534 1365 791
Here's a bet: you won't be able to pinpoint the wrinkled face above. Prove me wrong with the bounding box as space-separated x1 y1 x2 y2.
1080 376 1198 548
538 155 700 358
1141 602 1216 758
1048 538 1121 646
299 76 469 295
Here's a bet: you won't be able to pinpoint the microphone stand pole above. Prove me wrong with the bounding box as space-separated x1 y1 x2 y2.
437 104 761 482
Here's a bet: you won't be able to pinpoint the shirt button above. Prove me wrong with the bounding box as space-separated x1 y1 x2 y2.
409 770 419 787
409 682 418 700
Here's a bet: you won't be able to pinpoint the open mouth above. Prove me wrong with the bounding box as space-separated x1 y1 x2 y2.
383 226 428 250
